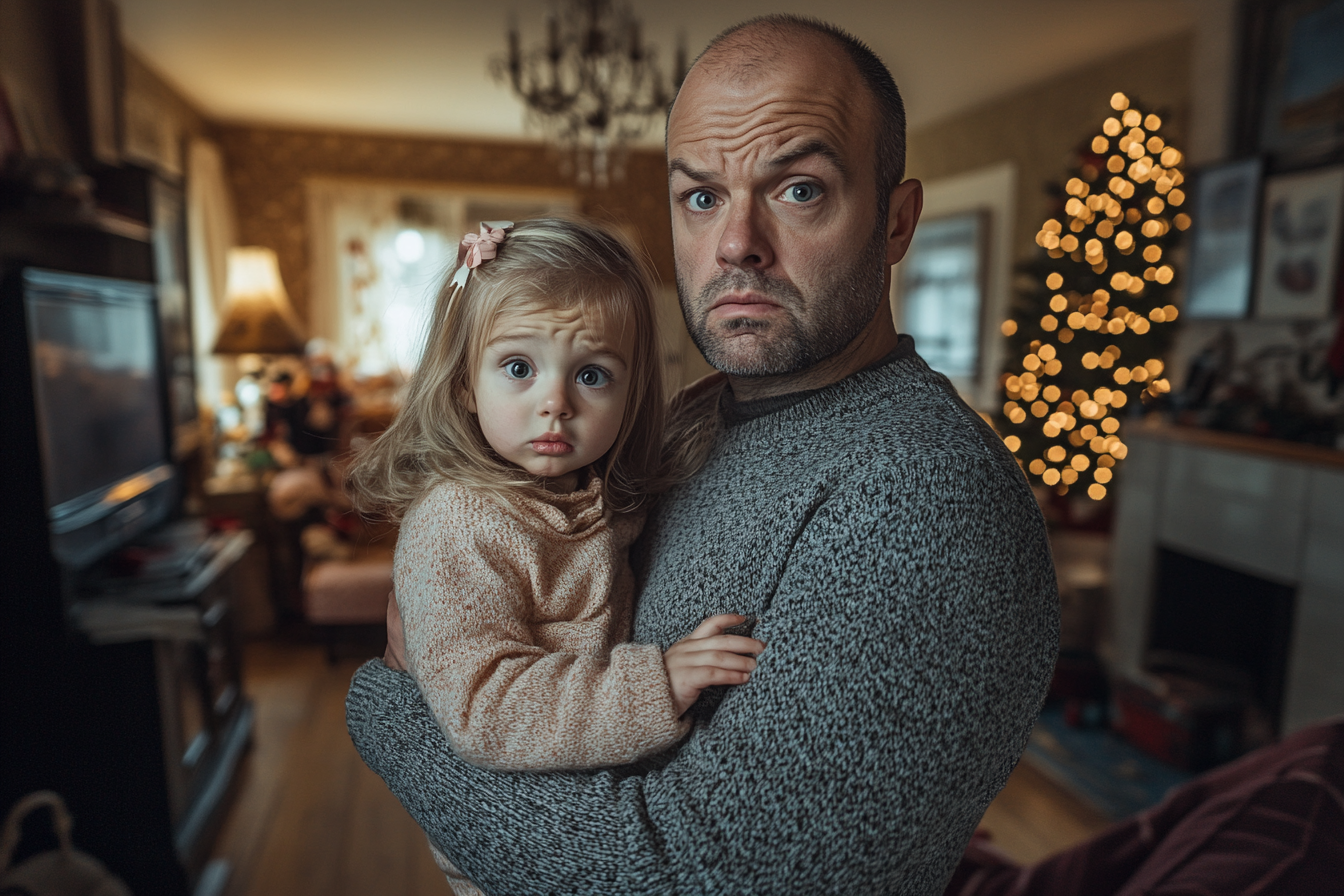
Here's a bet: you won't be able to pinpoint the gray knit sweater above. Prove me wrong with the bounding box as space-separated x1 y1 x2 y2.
346 337 1059 895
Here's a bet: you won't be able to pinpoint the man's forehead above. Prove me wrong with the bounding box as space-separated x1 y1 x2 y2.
668 30 869 165
668 92 866 177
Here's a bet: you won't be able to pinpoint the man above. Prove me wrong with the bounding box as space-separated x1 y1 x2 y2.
346 15 1058 895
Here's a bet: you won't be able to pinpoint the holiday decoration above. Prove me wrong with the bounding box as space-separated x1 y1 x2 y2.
998 92 1190 501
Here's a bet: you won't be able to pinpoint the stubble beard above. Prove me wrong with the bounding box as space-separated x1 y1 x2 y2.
677 223 889 378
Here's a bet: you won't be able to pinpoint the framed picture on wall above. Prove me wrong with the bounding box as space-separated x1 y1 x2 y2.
1254 164 1344 320
895 210 987 381
1239 0 1344 165
1185 158 1263 319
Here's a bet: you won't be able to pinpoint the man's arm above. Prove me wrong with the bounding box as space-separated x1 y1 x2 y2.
347 458 1058 895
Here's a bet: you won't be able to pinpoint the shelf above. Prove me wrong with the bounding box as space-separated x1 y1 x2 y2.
69 530 256 644
0 206 153 242
1133 421 1344 470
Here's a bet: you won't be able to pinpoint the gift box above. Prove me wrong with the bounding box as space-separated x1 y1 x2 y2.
1113 672 1244 771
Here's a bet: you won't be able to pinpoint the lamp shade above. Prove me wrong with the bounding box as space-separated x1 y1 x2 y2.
212 247 307 355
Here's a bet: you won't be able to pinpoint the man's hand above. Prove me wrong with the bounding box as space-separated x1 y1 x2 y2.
384 590 407 671
664 614 764 717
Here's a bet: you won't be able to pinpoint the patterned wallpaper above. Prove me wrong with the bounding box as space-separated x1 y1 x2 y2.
215 126 674 325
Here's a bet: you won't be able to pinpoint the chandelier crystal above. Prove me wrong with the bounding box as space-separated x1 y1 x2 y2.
493 0 685 187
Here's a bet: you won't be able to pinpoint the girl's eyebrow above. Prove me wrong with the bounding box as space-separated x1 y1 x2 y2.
484 332 630 369
484 330 541 348
585 347 630 370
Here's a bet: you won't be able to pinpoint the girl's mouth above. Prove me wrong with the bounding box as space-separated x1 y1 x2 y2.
532 440 573 455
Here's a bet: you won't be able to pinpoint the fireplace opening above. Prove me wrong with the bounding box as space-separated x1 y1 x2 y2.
1146 547 1297 745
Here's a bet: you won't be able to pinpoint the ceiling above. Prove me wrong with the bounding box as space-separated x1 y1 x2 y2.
117 0 1198 142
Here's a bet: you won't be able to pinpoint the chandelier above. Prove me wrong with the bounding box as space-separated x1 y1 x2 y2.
493 0 686 187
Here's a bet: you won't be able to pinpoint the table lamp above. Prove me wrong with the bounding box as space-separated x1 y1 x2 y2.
211 247 306 470
212 247 306 356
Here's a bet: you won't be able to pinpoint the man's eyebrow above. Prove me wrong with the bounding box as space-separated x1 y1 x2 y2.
769 139 847 178
668 159 717 183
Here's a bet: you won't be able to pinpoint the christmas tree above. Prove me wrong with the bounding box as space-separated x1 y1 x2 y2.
997 92 1191 501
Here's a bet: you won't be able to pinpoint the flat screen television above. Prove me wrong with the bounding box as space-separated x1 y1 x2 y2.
24 268 177 568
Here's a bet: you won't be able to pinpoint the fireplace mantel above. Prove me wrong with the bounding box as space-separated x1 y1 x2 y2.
1109 424 1344 735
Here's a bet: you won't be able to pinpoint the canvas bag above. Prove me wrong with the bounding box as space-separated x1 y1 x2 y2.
0 791 131 896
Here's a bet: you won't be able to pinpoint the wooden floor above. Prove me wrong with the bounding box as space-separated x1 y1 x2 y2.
211 641 1111 894
210 640 448 896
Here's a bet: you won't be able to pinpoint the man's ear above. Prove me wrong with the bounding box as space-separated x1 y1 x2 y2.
884 179 924 267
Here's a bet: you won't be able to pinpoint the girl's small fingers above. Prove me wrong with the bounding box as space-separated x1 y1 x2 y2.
687 613 747 640
694 634 765 655
689 667 751 689
686 650 757 673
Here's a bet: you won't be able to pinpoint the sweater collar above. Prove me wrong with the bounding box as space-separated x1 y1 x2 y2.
719 334 918 426
521 471 607 536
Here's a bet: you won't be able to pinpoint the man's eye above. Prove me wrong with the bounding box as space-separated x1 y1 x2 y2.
505 360 532 379
783 183 820 203
688 190 716 211
577 367 611 387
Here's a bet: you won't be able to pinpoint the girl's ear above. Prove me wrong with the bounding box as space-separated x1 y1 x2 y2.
453 375 478 414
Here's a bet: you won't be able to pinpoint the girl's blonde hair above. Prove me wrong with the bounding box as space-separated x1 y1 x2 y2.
347 216 668 520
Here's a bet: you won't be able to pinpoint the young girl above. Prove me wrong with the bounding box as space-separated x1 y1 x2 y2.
347 217 762 893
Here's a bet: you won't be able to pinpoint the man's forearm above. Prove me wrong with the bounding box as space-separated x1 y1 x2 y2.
346 660 688 895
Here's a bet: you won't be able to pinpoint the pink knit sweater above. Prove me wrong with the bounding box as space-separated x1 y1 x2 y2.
394 475 690 772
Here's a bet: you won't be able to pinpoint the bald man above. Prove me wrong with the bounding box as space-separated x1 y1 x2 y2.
347 16 1057 895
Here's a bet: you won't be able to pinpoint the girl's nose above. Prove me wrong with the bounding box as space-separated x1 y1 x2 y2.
539 381 573 418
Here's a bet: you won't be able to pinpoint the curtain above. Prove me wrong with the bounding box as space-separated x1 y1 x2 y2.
185 138 238 409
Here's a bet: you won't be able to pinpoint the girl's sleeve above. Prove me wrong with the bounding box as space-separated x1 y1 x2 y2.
396 489 689 772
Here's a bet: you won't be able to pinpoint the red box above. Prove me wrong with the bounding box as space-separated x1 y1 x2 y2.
1114 673 1243 771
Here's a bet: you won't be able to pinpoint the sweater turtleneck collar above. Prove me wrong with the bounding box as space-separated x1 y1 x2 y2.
522 471 607 536
719 334 918 426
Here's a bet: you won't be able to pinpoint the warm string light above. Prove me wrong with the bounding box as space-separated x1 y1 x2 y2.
998 92 1187 501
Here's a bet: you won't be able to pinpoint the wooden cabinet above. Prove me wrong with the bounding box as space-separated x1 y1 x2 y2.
70 529 255 888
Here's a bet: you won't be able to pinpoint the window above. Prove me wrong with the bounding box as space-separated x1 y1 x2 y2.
897 211 986 381
890 161 1016 410
307 181 577 377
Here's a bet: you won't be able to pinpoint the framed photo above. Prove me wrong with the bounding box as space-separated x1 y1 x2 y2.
1254 164 1344 320
1185 158 1263 319
895 210 987 381
1239 0 1344 165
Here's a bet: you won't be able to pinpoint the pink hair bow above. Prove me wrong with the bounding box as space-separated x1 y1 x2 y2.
449 220 513 291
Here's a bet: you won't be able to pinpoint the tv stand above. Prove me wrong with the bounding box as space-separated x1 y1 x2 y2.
1 524 254 895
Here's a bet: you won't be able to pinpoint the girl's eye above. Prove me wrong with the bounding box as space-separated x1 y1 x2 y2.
783 183 820 204
577 367 611 388
505 360 532 379
687 190 717 212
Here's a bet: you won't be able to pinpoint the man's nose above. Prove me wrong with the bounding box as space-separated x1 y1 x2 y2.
716 198 774 271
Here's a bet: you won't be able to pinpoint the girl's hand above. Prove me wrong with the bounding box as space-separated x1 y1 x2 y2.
663 614 765 717
384 591 408 671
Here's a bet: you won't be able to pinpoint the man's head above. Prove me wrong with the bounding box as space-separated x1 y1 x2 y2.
666 16 921 386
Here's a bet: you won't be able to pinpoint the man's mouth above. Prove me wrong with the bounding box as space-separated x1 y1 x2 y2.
532 435 573 455
708 293 783 320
